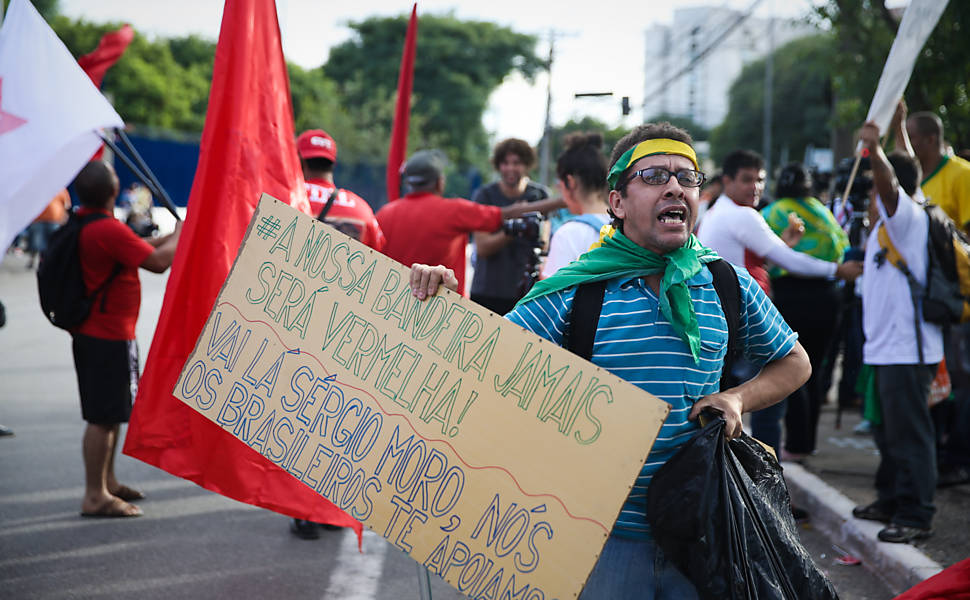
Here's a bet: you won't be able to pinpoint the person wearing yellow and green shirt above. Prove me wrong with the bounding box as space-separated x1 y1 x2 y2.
895 101 970 488
761 162 849 460
903 109 970 234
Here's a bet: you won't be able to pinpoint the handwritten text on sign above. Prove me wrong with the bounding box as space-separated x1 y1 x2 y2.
174 195 669 599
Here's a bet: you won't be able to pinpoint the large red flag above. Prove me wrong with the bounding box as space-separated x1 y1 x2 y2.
123 0 357 534
77 24 134 88
385 4 417 202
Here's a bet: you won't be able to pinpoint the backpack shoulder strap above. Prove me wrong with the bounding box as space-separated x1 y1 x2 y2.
77 212 111 226
77 212 123 311
316 188 339 221
565 280 607 361
708 259 741 388
569 214 606 233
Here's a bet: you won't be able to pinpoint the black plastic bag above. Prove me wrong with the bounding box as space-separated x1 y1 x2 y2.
646 417 839 600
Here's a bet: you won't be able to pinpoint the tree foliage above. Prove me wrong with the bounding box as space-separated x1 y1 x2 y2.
50 17 213 134
325 13 544 169
710 34 833 168
813 0 970 150
647 113 711 142
546 116 627 163
2 0 58 20
38 8 550 197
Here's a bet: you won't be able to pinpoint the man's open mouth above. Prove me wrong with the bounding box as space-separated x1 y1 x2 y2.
658 207 686 224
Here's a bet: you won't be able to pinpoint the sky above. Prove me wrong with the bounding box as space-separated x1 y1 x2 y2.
56 0 829 144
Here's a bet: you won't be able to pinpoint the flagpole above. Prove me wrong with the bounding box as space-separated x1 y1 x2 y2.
114 127 180 219
386 4 417 203
97 131 182 221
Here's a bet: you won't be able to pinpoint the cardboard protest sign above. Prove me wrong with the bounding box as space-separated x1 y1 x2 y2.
174 194 670 599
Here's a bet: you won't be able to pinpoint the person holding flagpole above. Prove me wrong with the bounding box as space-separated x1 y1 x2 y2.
72 160 181 518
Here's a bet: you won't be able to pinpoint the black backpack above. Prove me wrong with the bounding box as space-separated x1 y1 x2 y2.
564 259 742 388
37 212 121 331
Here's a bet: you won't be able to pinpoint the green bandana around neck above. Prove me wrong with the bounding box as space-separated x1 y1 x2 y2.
517 231 720 362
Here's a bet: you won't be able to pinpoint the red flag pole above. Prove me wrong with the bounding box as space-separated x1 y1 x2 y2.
124 0 355 535
386 4 418 202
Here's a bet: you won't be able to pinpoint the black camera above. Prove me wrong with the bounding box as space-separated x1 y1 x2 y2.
834 156 873 213
502 212 542 240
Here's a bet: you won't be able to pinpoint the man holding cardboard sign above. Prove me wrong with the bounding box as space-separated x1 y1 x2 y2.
412 122 811 598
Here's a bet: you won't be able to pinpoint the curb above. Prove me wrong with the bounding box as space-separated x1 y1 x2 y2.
783 461 943 595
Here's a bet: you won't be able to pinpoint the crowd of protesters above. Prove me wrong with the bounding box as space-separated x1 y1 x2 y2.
5 99 970 598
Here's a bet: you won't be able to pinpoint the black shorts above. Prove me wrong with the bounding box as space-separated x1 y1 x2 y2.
72 333 139 424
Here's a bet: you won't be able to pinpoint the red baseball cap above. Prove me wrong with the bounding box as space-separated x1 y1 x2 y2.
297 129 337 162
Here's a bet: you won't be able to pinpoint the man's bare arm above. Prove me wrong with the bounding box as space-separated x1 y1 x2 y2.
477 197 567 258
860 120 899 217
473 230 512 259
689 342 811 439
891 100 916 159
141 221 182 273
499 196 565 219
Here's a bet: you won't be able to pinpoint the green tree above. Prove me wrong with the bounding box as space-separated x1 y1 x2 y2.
546 116 627 163
813 0 970 150
50 17 211 133
288 63 404 164
710 34 834 169
646 113 711 141
2 0 58 20
325 13 544 176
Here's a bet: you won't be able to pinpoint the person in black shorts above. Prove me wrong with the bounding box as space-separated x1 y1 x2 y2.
70 161 180 518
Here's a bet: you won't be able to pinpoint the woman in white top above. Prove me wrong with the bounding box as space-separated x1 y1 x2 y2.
541 132 612 278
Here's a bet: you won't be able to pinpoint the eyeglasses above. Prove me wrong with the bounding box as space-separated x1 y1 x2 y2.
624 167 706 188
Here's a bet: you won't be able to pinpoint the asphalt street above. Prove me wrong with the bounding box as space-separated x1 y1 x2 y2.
1 250 895 599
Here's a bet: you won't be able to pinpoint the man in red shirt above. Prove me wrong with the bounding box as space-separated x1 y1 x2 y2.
377 150 563 296
72 160 180 518
296 129 385 251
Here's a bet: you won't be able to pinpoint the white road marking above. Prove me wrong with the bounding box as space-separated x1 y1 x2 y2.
322 528 388 600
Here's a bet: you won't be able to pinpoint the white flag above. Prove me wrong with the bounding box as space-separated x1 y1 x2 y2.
0 0 124 256
865 0 950 134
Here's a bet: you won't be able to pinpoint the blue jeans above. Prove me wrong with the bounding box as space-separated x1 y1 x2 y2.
578 536 698 600
750 398 787 457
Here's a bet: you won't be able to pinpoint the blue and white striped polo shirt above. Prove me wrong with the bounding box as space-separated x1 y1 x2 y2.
505 264 797 540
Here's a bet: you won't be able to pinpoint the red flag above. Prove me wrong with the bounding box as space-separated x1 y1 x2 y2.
386 4 417 202
893 556 970 599
77 24 134 88
77 24 133 160
122 0 356 534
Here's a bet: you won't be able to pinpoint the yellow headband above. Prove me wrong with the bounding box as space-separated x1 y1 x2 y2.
608 138 699 189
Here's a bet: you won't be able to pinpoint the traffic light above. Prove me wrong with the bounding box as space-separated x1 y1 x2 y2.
621 96 631 116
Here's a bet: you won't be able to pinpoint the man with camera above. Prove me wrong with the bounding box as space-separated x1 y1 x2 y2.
470 138 552 314
376 149 563 297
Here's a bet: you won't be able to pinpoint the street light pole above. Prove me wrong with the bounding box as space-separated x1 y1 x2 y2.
762 15 775 187
539 29 555 187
